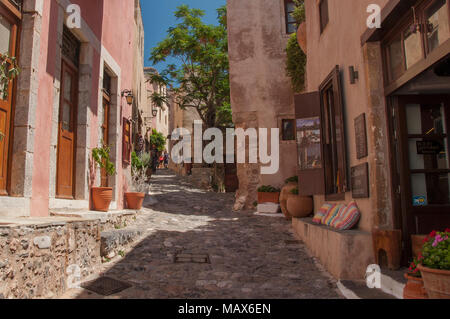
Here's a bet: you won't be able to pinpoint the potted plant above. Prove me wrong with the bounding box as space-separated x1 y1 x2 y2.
286 187 313 218
125 152 149 210
280 176 298 220
91 145 116 212
403 257 428 299
257 185 281 204
417 229 450 299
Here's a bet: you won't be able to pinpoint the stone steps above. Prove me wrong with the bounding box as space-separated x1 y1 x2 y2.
337 269 406 299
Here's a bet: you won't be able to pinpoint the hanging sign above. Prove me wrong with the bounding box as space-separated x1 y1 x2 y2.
416 140 443 155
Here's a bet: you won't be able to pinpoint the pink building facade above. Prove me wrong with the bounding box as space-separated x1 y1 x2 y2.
0 0 139 217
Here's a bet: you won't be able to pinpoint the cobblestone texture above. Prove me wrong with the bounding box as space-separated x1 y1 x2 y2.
64 170 342 299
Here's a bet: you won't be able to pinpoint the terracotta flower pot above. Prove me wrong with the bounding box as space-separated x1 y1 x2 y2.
403 273 428 299
418 265 450 299
258 192 280 204
286 194 313 218
297 22 307 53
411 235 427 259
280 182 297 220
125 192 145 210
91 187 113 212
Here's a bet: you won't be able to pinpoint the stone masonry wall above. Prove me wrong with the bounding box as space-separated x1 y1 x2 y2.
0 220 101 299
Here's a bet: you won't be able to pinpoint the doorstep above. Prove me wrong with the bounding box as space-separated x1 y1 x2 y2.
337 268 406 299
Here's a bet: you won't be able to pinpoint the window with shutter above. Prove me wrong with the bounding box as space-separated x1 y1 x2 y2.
319 66 348 201
319 0 329 33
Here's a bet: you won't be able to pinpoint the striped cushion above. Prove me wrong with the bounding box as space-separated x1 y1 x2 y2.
334 201 361 230
322 204 345 226
312 203 335 224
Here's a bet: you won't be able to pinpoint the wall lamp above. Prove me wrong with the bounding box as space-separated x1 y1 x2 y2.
349 66 359 84
152 107 158 117
121 90 134 105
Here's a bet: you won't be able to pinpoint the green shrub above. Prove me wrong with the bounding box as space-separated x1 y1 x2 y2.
286 33 306 93
285 176 299 184
257 185 281 193
290 188 299 195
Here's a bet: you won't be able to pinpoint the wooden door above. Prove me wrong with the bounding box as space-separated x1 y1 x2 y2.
101 94 110 187
395 95 450 257
0 6 19 195
56 61 77 198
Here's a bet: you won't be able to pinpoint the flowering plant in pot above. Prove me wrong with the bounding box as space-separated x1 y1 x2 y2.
417 229 450 299
91 145 116 212
257 185 281 204
125 152 150 210
286 187 313 218
403 256 428 299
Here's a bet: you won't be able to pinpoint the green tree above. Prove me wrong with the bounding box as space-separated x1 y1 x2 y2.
150 129 167 152
149 5 231 129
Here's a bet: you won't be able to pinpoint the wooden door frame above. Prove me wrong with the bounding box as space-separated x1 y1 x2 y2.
389 94 450 262
56 57 78 199
0 3 20 196
101 91 110 187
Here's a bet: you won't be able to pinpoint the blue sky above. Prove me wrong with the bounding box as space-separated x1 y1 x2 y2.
140 0 226 72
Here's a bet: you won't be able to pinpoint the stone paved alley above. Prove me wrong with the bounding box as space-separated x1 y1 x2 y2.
62 170 342 299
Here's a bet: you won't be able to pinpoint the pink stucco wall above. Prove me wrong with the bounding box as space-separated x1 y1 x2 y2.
30 0 136 216
304 0 390 231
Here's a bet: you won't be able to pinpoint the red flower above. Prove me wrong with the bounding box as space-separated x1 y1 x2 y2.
445 228 450 233
429 230 437 238
423 237 429 243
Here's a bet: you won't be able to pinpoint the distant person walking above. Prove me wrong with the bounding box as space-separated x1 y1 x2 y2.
164 152 169 169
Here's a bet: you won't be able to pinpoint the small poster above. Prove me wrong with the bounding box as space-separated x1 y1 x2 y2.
413 196 428 206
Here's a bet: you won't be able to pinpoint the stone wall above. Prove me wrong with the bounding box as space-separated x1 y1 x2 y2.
227 0 298 210
0 220 101 299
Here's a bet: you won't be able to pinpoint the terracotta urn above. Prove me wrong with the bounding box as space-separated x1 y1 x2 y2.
257 192 280 204
91 187 113 212
125 192 145 210
411 235 427 259
286 194 313 218
403 273 428 299
297 22 307 54
280 182 297 220
418 265 450 299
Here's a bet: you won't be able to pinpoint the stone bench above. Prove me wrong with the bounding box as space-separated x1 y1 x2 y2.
292 217 375 280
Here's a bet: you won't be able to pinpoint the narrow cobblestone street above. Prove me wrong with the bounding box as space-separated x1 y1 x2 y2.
64 170 342 299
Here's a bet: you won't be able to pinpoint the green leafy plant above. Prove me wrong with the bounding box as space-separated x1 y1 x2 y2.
92 144 116 177
286 33 306 93
291 0 306 25
118 250 125 258
0 53 20 100
149 129 167 152
408 257 423 278
150 5 231 129
285 176 299 184
131 151 150 172
257 185 281 193
419 229 450 270
290 188 299 195
0 131 4 142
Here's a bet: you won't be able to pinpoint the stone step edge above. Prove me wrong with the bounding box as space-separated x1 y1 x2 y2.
337 272 405 299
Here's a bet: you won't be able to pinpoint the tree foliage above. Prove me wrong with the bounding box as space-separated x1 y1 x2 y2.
149 129 167 152
149 5 231 129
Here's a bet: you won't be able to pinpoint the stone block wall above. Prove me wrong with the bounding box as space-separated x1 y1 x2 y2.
0 220 101 299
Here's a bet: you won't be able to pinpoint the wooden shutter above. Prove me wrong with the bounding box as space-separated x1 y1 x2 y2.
295 92 325 196
319 66 348 200
123 118 131 165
